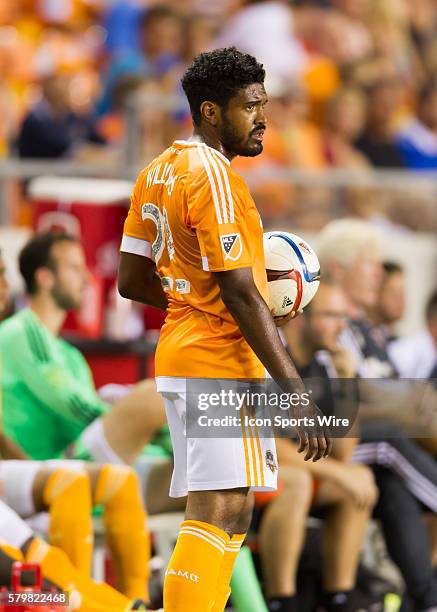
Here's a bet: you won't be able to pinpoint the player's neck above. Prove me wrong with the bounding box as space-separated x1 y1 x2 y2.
190 129 235 162
29 295 67 336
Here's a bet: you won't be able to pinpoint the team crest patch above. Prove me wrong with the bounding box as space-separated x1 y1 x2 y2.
220 233 242 261
265 449 277 474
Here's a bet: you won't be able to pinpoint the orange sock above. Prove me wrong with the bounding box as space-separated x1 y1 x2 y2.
44 468 93 575
164 520 229 612
0 541 24 561
25 537 130 610
211 533 246 611
94 465 150 601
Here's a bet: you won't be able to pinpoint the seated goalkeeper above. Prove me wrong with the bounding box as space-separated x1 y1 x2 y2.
0 232 166 464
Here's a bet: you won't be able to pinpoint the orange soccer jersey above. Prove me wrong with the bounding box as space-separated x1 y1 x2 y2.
121 140 268 386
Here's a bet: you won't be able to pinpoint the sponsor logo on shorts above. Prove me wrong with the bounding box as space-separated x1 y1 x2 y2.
265 449 277 473
165 568 200 583
220 233 242 261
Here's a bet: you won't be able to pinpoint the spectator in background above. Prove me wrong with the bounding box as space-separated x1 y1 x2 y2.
213 0 309 82
278 278 437 612
102 0 148 56
98 5 183 116
271 79 326 169
388 290 437 379
316 218 437 439
0 232 166 464
369 261 406 345
316 219 397 378
323 87 368 167
398 80 437 169
355 80 406 168
96 72 177 161
18 74 104 159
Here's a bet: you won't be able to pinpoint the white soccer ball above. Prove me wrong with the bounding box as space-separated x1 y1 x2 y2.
263 231 321 317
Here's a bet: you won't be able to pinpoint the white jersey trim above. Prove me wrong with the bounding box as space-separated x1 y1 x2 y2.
210 150 235 223
204 146 229 223
196 144 223 225
121 234 153 259
156 376 187 393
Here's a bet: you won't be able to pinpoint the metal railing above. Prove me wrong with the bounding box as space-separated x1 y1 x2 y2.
1 87 436 229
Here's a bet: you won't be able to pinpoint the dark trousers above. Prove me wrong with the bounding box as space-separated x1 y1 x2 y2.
373 466 437 610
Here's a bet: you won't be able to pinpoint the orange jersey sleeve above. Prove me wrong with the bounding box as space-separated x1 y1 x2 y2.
188 146 260 272
120 171 156 260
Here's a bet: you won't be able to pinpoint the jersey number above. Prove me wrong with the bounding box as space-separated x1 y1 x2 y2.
141 203 174 263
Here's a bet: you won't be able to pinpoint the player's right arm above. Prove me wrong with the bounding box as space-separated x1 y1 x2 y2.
118 173 167 309
216 267 331 461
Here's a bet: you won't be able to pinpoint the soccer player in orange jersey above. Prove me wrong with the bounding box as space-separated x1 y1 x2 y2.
118 47 332 612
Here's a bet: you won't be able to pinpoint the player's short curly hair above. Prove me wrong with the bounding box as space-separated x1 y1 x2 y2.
181 47 265 126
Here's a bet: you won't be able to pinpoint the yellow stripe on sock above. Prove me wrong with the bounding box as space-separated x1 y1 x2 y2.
179 526 227 549
179 529 226 554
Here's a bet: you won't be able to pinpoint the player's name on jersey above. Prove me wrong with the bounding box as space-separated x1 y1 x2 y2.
146 161 178 196
197 414 350 429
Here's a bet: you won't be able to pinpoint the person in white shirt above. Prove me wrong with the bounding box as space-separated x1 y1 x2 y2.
388 290 437 379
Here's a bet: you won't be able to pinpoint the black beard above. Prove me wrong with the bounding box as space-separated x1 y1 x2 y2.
220 121 264 158
51 285 81 311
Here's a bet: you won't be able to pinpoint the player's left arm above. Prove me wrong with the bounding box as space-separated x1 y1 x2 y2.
118 252 168 310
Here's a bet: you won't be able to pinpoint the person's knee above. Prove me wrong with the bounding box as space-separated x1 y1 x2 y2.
186 488 252 536
280 466 313 506
233 491 254 534
118 379 166 430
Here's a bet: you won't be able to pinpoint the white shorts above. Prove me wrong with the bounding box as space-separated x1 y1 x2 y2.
0 460 85 518
161 391 278 498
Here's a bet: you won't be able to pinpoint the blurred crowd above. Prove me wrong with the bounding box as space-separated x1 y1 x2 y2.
1 0 437 230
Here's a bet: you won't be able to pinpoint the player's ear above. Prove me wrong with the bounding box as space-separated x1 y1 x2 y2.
200 100 220 127
35 266 55 292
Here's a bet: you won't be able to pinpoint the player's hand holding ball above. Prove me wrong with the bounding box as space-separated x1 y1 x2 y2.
272 309 303 327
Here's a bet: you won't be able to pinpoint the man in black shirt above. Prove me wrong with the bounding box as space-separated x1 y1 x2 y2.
263 281 377 612
355 80 406 168
18 75 104 159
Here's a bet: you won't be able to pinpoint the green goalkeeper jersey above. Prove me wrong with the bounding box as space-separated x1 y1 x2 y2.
0 309 109 459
